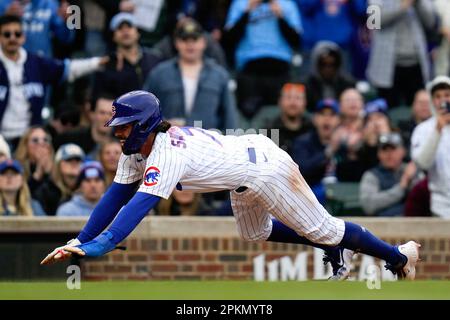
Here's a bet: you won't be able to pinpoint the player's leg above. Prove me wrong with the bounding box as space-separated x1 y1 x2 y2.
260 153 419 279
230 188 351 278
267 218 353 280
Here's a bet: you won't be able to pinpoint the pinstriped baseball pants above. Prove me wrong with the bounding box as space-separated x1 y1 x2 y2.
230 135 346 246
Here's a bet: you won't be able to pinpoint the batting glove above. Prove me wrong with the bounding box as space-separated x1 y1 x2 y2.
74 231 117 257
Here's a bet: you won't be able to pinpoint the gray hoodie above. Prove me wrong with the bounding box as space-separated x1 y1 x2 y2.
56 194 98 217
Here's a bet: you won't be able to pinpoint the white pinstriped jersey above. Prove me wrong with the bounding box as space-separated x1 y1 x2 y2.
114 126 254 199
114 125 345 245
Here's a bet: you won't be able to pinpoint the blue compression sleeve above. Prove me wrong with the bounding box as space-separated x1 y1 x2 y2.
77 181 140 243
76 192 160 257
107 192 161 244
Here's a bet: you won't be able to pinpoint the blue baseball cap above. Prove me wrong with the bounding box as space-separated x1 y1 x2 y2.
315 99 339 114
110 12 136 31
76 161 105 187
0 159 23 174
365 98 388 116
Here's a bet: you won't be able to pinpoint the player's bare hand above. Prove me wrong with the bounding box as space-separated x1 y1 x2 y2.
60 246 86 256
40 239 82 265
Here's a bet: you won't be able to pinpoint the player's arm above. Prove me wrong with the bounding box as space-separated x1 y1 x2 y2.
40 181 139 265
60 192 161 258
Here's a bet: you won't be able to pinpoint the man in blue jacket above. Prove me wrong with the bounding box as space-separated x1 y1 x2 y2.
0 15 106 148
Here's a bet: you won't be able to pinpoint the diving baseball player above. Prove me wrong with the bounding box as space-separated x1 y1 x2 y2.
41 91 420 280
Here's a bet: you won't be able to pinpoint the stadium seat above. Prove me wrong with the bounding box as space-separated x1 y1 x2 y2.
324 182 364 216
388 105 411 127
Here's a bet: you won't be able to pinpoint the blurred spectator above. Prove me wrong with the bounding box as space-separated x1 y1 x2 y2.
98 139 121 188
411 75 450 217
56 161 106 216
15 126 54 193
0 159 45 216
404 177 431 216
359 99 393 166
156 189 212 216
44 108 80 143
292 99 340 203
265 83 312 155
327 88 366 181
398 89 432 148
0 15 107 149
367 0 437 108
118 0 180 48
144 19 237 131
82 0 107 56
53 95 114 158
33 143 84 215
182 0 232 41
332 89 365 159
0 134 11 162
296 0 367 75
360 132 420 216
433 0 450 76
0 0 75 57
92 13 161 104
305 41 355 111
152 17 227 68
224 0 302 118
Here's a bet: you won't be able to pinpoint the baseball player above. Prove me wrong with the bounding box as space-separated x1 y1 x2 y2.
41 91 420 280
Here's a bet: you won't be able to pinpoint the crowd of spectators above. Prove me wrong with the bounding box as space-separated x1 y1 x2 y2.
0 0 449 218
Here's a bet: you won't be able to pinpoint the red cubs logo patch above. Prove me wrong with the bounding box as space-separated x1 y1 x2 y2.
143 166 160 186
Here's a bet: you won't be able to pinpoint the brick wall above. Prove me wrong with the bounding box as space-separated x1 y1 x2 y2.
80 217 450 281
1 217 449 281
80 236 450 281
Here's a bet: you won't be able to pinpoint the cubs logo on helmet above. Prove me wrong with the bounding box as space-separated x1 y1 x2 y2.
144 166 160 186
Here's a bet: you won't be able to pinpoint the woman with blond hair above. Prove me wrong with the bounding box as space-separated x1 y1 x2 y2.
97 139 121 189
15 126 55 196
33 143 85 215
0 159 45 216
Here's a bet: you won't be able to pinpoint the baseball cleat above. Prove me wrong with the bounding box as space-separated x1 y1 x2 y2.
385 241 421 280
323 247 355 281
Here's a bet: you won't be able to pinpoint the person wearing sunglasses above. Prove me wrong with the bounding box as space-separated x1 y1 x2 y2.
0 15 108 150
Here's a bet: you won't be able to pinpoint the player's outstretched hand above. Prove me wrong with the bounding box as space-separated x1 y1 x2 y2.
40 239 84 265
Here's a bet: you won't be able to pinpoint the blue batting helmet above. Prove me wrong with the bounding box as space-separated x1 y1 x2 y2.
105 90 162 155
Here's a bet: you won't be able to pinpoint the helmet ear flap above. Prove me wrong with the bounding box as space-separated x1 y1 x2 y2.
139 121 150 132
